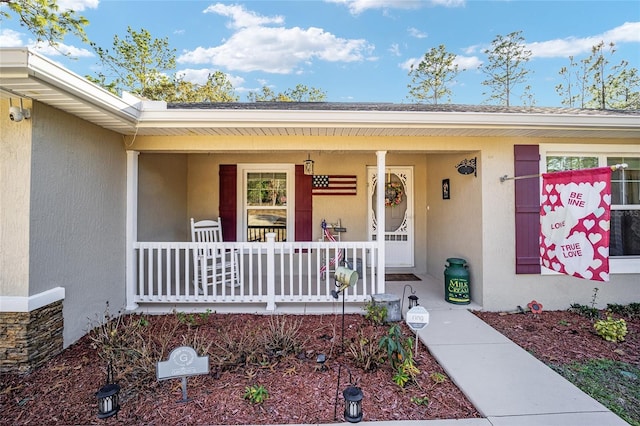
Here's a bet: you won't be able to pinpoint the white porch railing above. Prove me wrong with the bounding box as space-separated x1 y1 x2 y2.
131 235 379 310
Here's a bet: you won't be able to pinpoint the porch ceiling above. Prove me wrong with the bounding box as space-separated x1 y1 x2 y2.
2 48 640 140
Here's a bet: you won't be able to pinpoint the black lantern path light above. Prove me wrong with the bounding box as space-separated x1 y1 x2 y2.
95 362 120 419
401 284 419 315
333 365 363 423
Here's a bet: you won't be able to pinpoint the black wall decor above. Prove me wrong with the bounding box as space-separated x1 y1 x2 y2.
456 157 477 176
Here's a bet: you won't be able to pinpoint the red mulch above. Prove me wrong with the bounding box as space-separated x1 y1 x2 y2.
3 309 636 425
0 313 480 425
473 310 640 366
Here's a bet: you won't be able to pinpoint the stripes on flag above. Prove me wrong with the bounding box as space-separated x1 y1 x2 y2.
312 175 357 195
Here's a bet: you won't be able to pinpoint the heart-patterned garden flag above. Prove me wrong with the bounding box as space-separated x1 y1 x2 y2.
540 167 612 282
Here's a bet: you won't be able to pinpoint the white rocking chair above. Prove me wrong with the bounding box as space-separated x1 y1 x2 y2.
190 218 240 292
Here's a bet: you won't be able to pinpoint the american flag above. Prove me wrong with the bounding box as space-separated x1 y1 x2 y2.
312 175 357 195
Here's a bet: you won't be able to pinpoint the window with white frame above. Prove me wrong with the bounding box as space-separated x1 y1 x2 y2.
239 165 294 242
543 151 640 271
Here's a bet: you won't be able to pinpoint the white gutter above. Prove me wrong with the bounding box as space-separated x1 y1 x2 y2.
0 48 140 123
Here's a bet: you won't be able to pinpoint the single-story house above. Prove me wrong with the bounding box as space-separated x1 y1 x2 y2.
1 48 639 373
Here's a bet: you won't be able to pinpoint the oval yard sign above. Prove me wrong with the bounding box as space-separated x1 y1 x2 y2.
406 306 429 331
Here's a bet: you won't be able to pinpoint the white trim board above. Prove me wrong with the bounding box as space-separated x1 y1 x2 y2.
0 287 65 312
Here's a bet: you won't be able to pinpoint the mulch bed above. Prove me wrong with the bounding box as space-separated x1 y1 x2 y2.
473 310 639 366
0 313 479 425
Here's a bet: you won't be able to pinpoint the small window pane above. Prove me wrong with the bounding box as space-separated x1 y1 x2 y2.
246 173 287 207
546 156 598 172
247 209 287 242
610 210 640 256
608 157 640 205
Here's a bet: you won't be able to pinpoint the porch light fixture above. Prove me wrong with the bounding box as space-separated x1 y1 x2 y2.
304 154 314 175
401 284 419 314
96 383 120 419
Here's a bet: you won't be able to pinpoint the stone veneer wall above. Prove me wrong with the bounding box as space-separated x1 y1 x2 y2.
0 300 64 374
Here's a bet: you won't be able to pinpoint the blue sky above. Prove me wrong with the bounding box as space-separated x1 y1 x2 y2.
1 0 639 106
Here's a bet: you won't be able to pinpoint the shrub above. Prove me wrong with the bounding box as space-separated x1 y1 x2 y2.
261 315 306 357
243 384 269 404
364 299 387 325
594 316 628 343
346 333 386 372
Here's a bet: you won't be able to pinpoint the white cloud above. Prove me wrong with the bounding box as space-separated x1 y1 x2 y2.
325 0 464 15
408 27 428 39
388 43 401 56
203 3 284 29
399 57 419 71
56 0 99 12
400 54 480 71
454 55 481 70
32 41 93 58
0 29 25 47
176 68 244 88
0 29 92 57
528 22 640 58
179 6 375 74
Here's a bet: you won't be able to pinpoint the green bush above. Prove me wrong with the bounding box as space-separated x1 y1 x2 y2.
594 316 628 342
364 299 387 325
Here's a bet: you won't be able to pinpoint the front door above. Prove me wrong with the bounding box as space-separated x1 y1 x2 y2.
367 166 414 267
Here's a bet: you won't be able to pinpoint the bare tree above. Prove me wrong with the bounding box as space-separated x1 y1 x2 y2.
481 31 532 106
556 41 639 110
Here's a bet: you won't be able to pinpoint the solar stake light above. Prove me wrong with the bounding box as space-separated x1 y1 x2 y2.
401 284 419 315
96 362 120 419
343 385 363 423
316 353 327 371
96 383 121 419
334 365 363 423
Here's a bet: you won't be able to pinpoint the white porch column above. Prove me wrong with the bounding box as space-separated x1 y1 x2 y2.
376 151 386 294
125 151 139 310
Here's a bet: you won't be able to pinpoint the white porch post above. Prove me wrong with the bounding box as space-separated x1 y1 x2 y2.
376 151 386 294
266 233 276 311
125 151 139 310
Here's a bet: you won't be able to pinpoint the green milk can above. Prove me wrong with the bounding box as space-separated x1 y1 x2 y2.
444 258 470 304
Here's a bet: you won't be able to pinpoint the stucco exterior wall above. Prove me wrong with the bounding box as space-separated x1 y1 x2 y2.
426 152 483 304
29 103 126 346
0 99 32 297
138 154 188 241
480 138 640 311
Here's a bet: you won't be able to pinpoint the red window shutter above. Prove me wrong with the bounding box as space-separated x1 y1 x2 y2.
219 165 237 241
295 165 313 241
514 145 541 274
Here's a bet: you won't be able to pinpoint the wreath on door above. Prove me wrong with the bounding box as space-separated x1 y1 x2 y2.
385 182 404 207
